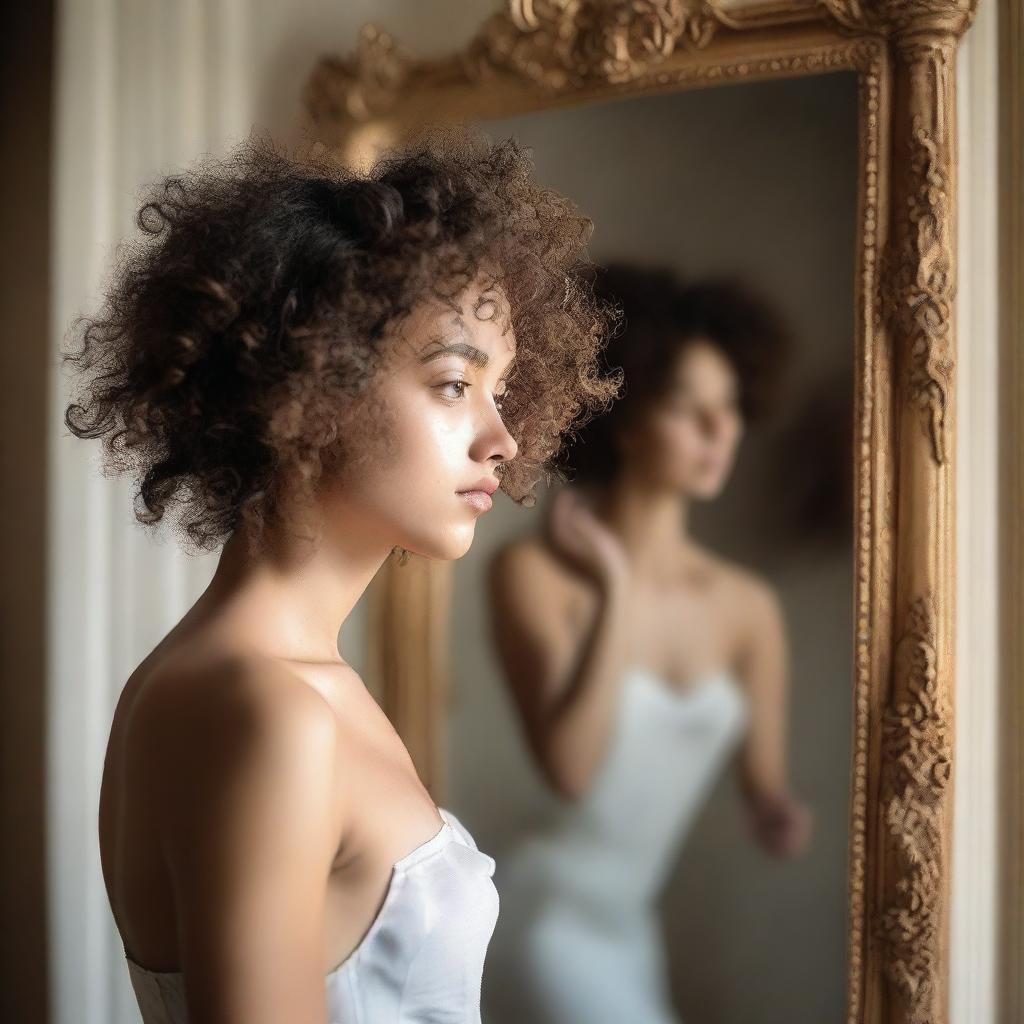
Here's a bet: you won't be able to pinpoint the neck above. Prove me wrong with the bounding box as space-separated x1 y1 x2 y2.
593 474 694 581
193 514 394 665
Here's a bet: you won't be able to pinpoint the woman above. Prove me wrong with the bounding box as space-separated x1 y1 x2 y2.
62 128 619 1024
481 263 814 1023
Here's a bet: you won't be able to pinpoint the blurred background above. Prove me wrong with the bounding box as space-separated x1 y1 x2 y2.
1 2 1017 1023
462 75 857 1023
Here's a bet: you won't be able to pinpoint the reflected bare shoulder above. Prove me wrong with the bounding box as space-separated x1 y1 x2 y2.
489 534 589 608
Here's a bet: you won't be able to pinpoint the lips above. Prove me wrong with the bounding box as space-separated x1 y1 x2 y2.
460 476 499 496
456 475 499 514
459 490 493 512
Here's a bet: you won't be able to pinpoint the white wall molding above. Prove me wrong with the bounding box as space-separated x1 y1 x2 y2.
951 1 1000 1021
47 3 251 1021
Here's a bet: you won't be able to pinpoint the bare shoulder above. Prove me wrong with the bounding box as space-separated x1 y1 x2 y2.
145 647 336 726
490 533 557 579
127 651 344 885
488 534 598 641
488 532 584 604
129 649 340 793
687 548 783 635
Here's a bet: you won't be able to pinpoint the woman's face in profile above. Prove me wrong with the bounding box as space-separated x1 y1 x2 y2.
620 337 744 500
323 275 519 561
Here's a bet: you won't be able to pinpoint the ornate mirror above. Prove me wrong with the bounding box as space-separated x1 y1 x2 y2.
303 3 979 1021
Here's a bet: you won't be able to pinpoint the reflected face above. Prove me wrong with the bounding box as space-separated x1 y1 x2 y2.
324 274 519 560
619 338 744 500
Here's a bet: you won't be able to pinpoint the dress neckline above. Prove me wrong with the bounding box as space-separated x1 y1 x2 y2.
625 664 736 702
125 806 461 982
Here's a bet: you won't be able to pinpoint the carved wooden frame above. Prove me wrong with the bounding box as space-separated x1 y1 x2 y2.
302 3 980 1022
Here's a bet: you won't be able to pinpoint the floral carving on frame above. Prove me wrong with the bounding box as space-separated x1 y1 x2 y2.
464 0 722 90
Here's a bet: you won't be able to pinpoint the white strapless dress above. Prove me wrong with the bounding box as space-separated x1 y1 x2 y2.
481 666 749 1024
125 806 499 1024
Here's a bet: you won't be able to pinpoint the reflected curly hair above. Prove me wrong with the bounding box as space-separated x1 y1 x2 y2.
63 126 622 553
554 262 791 487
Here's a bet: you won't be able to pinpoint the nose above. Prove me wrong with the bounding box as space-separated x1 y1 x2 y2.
698 407 729 440
470 404 518 466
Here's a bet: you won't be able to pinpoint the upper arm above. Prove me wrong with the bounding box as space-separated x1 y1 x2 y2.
486 543 580 733
735 575 789 697
730 573 794 798
154 660 340 1024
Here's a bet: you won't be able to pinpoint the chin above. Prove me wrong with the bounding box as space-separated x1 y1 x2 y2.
692 478 729 501
667 472 719 500
400 524 477 562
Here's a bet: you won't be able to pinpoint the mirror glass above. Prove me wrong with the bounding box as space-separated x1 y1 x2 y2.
447 73 859 1023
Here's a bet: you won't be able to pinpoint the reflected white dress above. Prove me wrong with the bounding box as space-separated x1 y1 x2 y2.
125 806 500 1024
481 666 749 1024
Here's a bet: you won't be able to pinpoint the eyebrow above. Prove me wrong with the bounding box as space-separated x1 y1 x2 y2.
418 340 491 369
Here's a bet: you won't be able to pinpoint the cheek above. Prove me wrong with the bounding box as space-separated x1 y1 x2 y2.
650 417 701 461
392 399 466 479
363 393 470 512
319 384 485 559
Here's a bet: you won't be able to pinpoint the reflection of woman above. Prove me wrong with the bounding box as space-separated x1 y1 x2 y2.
481 264 813 1024
62 130 618 1024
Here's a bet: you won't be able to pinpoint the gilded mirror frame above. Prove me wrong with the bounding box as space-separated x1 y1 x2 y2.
302 3 981 1021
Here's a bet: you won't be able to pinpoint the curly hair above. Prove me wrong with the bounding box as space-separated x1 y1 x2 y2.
62 126 622 552
553 262 792 487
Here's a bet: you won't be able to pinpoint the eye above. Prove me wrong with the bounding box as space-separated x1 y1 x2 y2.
666 397 694 414
436 379 470 401
475 296 498 321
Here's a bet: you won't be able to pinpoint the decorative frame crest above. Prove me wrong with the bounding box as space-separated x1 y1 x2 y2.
302 3 980 1022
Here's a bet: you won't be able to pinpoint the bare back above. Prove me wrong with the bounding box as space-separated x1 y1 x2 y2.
98 622 446 992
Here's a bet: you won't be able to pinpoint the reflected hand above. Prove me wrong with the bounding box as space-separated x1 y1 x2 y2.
545 488 630 590
744 789 813 859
